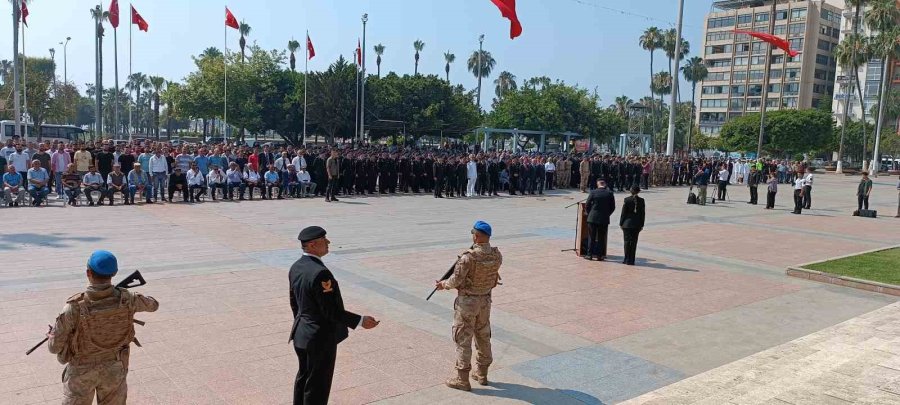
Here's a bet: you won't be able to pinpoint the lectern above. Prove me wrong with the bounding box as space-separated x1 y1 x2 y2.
576 202 589 256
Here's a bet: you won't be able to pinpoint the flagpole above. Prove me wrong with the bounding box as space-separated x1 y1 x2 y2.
665 0 684 156
21 18 28 140
360 14 367 145
128 4 133 141
224 15 228 144
114 21 120 140
756 1 777 159
303 30 308 146
355 47 359 144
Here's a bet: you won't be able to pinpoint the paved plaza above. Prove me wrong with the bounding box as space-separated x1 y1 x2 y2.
1 173 899 404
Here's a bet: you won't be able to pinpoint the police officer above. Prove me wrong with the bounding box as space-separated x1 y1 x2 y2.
289 226 380 404
620 186 646 266
48 250 159 405
434 221 503 391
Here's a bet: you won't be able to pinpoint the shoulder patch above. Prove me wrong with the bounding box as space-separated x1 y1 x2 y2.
321 279 334 293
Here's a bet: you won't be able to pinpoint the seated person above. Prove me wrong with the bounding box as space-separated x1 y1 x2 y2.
168 167 189 202
243 165 263 200
285 165 300 198
225 162 245 200
264 164 281 199
27 160 50 206
3 164 26 206
186 163 207 202
207 164 227 200
62 163 82 206
82 166 106 206
127 162 153 204
297 168 316 198
105 164 127 205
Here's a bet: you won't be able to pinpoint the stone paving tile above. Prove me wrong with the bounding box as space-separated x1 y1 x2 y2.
1 174 898 404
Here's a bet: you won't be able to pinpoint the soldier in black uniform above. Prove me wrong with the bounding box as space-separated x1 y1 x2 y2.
341 154 355 196
366 155 378 194
476 156 487 196
455 158 467 197
620 186 645 266
290 226 380 405
446 157 458 198
423 156 434 193
411 156 422 193
433 157 445 198
508 158 520 195
488 157 501 196
354 155 367 195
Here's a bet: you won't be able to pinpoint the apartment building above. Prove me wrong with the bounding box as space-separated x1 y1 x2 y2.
697 0 843 136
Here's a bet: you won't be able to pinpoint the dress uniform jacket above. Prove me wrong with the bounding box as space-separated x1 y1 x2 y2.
620 195 645 229
289 255 361 348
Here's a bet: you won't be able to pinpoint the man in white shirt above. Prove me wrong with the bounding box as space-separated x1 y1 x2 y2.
8 145 30 180
0 140 15 160
298 168 316 198
792 175 806 214
717 165 730 200
186 163 207 202
292 151 307 172
207 164 226 201
544 159 556 190
242 164 262 200
148 149 169 202
82 166 106 206
802 167 813 209
466 154 478 198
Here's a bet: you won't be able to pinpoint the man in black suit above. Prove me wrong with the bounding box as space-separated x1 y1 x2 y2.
584 180 616 261
289 226 380 405
620 186 645 266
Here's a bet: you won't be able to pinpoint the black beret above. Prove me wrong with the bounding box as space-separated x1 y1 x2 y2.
298 226 327 242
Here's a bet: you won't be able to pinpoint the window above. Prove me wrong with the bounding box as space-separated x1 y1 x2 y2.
735 32 751 42
766 98 780 108
735 43 751 55
730 98 745 110
813 84 825 94
831 28 840 39
706 71 731 81
729 112 744 119
775 10 788 21
783 83 800 95
749 70 764 81
755 12 770 23
748 85 763 96
737 14 752 25
785 69 801 81
733 71 748 82
819 24 830 36
706 31 733 42
788 23 805 38
830 57 837 67
828 71 835 81
821 9 841 24
790 8 807 21
750 56 767 65
700 126 722 135
782 97 798 108
787 53 802 63
702 85 729 95
734 57 749 66
773 25 787 35
731 85 747 96
747 98 762 110
816 54 829 65
788 38 803 51
708 16 736 28
751 42 767 55
865 81 880 97
814 69 827 80
866 62 882 81
771 55 785 65
705 44 733 55
707 59 731 68
700 112 727 123
817 39 831 51
701 99 728 108
767 83 782 93
770 69 783 79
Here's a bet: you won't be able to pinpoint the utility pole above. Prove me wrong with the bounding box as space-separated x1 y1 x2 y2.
665 0 685 156
757 1 777 159
360 13 368 144
477 35 484 111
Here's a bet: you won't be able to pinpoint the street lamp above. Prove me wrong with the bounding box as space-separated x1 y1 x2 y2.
49 48 56 89
59 37 70 84
360 13 368 145
477 35 484 112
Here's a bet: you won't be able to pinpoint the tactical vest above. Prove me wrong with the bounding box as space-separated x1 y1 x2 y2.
462 246 502 296
69 288 136 363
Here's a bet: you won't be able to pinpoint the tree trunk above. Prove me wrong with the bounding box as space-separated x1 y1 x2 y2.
688 83 696 154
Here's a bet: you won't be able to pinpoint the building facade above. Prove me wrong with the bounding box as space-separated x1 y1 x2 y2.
697 0 842 136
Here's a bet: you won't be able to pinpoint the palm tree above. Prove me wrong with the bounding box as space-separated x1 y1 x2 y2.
9 1 28 138
238 22 251 63
162 81 180 141
682 56 708 154
200 47 223 59
468 49 496 109
835 0 866 173
374 44 385 77
835 33 871 170
149 76 165 139
640 27 664 134
413 40 425 75
494 71 517 99
126 72 149 134
288 40 300 72
864 0 899 174
651 71 672 144
90 5 109 137
0 59 11 84
664 28 690 100
443 51 455 82
612 95 634 119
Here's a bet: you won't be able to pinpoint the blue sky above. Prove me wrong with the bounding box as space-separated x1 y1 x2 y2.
1 0 712 107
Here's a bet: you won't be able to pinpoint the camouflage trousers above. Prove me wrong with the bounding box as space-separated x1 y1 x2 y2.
579 175 589 191
453 295 492 372
62 360 128 405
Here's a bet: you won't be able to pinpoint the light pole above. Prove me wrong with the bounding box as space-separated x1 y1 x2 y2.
360 13 368 145
49 48 56 89
60 37 70 84
477 34 484 111
665 0 685 156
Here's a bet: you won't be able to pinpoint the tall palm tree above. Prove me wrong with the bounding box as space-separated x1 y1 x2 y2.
238 22 251 63
126 72 149 134
0 59 11 84
374 44 385 77
651 71 672 143
90 5 109 137
149 76 165 139
835 0 866 173
413 40 425 75
200 47 223 59
864 0 899 174
640 27 664 134
664 28 690 100
835 33 870 169
494 71 517 99
613 95 634 119
682 56 708 154
288 40 300 72
162 81 180 141
468 49 496 109
443 51 455 82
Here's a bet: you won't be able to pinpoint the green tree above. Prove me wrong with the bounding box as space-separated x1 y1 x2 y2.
149 76 166 139
681 56 708 153
288 40 300 72
865 0 899 172
494 71 517 100
640 27 664 134
467 49 496 110
833 0 867 171
721 109 833 156
308 56 356 143
239 22 251 63
443 51 455 83
126 72 149 134
374 44 385 77
611 95 633 119
19 57 55 140
413 40 425 75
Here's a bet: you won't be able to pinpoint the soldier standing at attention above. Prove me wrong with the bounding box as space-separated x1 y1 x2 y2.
435 221 503 391
48 250 159 405
579 157 590 192
290 226 380 404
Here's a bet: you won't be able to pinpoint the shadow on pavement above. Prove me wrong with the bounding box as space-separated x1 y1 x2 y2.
0 233 105 251
477 381 604 405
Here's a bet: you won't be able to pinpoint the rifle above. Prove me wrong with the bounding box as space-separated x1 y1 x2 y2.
25 271 147 356
426 245 473 301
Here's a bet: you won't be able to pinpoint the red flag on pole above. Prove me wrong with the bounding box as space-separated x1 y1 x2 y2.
131 6 148 32
225 7 239 30
734 30 799 57
20 0 29 27
109 0 120 28
307 34 316 60
490 0 522 39
356 39 362 65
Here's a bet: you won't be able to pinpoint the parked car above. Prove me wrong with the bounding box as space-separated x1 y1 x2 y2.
205 137 225 145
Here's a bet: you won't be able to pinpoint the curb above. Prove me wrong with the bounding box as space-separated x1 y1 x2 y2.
786 245 900 297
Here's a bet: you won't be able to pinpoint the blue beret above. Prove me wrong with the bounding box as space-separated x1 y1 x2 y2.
473 221 492 237
87 250 118 276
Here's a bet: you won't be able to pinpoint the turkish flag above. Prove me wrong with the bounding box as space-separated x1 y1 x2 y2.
131 6 148 32
356 39 362 65
490 0 522 39
307 34 316 60
20 0 28 27
109 0 120 28
225 7 239 30
735 30 799 57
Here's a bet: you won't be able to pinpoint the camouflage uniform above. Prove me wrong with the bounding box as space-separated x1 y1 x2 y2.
559 158 571 189
579 159 591 192
49 282 159 405
440 243 502 391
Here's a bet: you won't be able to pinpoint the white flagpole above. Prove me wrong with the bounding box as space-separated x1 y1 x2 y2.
22 18 28 139
354 47 359 144
114 20 120 140
302 31 308 146
128 4 133 141
224 15 228 144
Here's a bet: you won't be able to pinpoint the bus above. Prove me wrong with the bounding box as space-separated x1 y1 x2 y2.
0 120 87 144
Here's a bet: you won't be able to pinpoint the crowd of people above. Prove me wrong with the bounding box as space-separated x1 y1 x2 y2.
0 138 819 209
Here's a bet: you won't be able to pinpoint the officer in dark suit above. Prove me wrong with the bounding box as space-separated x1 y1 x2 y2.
584 179 616 261
289 226 380 405
620 186 645 266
